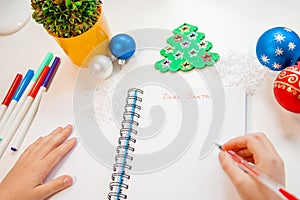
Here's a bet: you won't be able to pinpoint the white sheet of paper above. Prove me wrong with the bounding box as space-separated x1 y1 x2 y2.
46 85 245 200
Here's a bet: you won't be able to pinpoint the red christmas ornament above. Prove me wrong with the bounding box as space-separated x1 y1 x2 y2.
273 62 300 113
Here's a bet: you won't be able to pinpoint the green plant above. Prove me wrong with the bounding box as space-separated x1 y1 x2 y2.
31 0 102 38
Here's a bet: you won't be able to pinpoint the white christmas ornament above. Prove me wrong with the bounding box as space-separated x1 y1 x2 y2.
89 55 113 79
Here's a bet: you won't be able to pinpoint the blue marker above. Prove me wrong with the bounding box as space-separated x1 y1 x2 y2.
0 69 34 141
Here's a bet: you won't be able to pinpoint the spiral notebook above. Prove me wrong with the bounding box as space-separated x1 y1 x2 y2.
107 88 144 199
46 85 245 200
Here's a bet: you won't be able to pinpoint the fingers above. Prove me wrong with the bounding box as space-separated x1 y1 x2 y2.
218 152 248 184
221 132 285 185
17 136 45 162
235 149 254 163
218 151 256 197
41 137 77 178
236 148 252 158
36 175 73 200
0 125 77 200
16 124 77 179
37 125 73 159
20 126 64 160
222 133 279 163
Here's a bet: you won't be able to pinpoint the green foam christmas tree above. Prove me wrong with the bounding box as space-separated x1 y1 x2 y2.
155 23 220 73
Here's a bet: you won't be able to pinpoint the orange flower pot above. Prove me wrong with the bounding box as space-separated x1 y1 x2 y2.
51 5 111 67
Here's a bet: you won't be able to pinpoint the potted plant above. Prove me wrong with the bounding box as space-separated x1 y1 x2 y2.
31 0 111 67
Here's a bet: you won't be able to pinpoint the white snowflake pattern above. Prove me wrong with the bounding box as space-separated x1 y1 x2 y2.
284 28 292 32
275 47 284 56
260 54 270 63
273 62 282 69
274 33 286 43
288 42 296 51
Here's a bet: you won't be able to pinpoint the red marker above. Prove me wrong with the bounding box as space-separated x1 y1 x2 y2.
215 143 298 200
0 74 22 121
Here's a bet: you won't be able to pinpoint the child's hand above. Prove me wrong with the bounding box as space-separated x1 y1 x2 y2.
218 133 285 200
0 125 77 200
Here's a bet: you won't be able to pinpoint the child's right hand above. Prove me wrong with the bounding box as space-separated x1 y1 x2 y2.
218 133 285 200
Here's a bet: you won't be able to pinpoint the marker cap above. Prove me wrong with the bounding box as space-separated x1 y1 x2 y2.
2 74 23 106
42 57 61 89
12 69 34 101
32 52 53 82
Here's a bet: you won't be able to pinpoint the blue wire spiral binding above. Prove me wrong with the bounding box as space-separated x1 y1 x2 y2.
108 88 143 200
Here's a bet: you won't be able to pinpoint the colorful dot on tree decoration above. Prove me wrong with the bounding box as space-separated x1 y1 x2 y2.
273 62 300 113
256 27 300 71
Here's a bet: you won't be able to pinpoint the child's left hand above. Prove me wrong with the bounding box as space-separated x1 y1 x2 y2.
0 124 77 200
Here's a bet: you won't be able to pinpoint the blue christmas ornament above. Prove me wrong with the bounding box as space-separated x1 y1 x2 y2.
109 34 136 65
256 27 300 71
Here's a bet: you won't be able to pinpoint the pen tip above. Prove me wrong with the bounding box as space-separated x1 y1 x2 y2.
214 143 223 150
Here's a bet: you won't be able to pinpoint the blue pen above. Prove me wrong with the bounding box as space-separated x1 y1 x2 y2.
0 69 34 141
